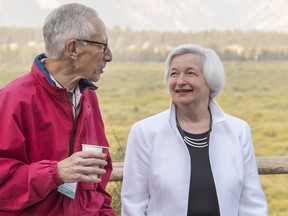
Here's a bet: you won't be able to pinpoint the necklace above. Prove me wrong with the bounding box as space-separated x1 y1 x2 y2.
176 108 212 148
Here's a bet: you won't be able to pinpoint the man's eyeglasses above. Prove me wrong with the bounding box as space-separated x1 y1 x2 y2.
76 39 108 53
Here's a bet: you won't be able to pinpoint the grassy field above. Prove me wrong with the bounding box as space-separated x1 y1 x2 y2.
0 61 287 215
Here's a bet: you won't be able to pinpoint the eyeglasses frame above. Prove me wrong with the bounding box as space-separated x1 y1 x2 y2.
76 39 108 53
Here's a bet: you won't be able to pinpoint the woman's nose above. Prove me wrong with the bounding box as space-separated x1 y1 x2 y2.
177 74 187 85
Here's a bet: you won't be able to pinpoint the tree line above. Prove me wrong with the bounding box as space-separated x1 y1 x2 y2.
1 26 288 64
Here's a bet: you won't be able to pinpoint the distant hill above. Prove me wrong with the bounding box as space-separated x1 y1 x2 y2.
1 27 288 64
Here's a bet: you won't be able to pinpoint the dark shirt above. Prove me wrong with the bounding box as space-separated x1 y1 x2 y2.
178 128 220 216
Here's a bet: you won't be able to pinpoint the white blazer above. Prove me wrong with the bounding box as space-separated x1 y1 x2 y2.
121 99 268 216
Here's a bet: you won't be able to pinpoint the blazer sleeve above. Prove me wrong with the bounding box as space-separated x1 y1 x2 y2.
238 122 268 216
121 123 151 216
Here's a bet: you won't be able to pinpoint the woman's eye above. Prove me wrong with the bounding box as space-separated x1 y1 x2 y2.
187 70 198 76
170 71 178 76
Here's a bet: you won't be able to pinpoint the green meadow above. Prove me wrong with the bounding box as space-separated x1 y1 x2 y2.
0 61 287 215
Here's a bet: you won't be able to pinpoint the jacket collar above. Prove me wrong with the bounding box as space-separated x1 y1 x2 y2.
33 53 98 92
168 98 226 133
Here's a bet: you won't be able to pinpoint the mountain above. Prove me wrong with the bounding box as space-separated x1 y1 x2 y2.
1 0 288 32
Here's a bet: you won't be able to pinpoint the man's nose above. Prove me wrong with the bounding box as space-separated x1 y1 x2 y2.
104 46 112 62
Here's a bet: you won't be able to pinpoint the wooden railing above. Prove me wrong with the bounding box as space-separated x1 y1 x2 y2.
109 157 288 182
256 157 288 174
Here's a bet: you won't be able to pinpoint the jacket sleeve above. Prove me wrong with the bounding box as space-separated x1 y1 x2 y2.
238 122 268 216
0 95 63 211
121 123 150 216
98 152 117 216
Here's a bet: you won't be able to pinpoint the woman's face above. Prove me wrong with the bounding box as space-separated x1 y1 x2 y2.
168 53 210 108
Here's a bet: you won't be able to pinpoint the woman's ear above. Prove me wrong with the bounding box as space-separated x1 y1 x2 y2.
66 40 78 60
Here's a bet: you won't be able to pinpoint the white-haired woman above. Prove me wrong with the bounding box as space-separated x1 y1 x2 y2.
121 44 268 216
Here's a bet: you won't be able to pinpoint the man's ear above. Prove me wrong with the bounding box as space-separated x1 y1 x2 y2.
66 40 79 60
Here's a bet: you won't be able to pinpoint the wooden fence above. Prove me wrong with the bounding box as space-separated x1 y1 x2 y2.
109 157 288 182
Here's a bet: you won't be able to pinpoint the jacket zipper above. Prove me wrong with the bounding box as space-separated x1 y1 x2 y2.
69 120 77 156
68 95 83 156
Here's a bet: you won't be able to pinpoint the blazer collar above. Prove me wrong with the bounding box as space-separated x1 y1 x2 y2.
168 98 226 133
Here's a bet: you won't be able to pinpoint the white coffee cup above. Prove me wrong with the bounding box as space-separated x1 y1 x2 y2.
82 144 109 154
82 144 109 170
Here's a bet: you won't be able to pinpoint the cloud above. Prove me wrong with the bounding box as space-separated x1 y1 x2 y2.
33 0 61 10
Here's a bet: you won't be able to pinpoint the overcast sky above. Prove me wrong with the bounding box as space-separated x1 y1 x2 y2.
1 0 288 32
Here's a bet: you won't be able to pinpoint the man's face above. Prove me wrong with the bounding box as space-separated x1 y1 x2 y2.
76 16 113 82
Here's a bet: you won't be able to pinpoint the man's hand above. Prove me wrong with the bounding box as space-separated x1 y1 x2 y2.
57 151 108 183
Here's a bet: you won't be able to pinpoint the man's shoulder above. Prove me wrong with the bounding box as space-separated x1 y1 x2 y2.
0 72 36 99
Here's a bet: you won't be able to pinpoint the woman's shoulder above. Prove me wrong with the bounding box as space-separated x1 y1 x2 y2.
224 113 248 125
222 113 251 134
133 109 169 127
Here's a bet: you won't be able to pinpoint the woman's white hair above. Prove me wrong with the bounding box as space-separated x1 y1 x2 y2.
43 3 99 59
164 44 225 98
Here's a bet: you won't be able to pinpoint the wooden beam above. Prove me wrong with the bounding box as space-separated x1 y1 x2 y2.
110 162 124 182
257 157 288 175
109 157 288 182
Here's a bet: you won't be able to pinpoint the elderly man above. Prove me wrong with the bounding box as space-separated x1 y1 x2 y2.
0 3 116 215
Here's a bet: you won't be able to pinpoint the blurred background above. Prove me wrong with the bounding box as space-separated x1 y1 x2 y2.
0 0 287 215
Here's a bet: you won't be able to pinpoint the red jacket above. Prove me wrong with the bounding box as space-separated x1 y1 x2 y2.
0 54 116 216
